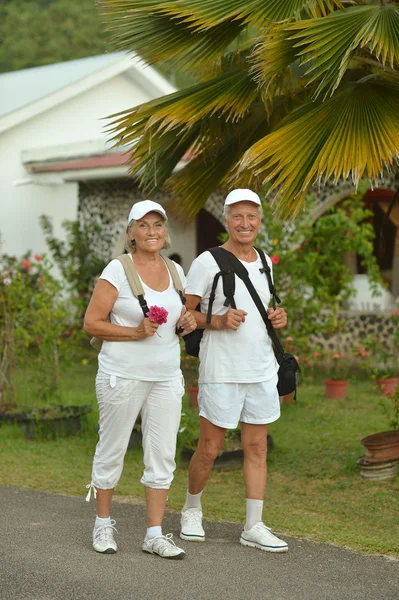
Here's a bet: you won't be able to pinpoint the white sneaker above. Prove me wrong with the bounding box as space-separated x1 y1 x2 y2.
142 533 185 560
240 522 288 553
92 520 118 554
180 508 205 542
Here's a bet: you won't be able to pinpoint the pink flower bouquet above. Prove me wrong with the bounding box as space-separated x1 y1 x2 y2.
147 305 168 325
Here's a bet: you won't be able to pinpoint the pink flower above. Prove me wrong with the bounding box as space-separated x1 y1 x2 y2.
286 336 293 341
358 349 367 357
147 305 168 325
34 254 42 262
3 277 11 286
313 351 321 358
332 353 341 360
21 259 32 270
270 254 280 265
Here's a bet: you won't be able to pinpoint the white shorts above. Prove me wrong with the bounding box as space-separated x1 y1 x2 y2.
90 372 184 491
198 374 280 429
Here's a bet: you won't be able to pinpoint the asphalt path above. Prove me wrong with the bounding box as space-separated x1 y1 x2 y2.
1 486 398 600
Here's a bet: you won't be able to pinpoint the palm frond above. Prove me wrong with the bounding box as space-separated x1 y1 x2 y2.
287 4 399 99
159 0 343 30
233 79 399 218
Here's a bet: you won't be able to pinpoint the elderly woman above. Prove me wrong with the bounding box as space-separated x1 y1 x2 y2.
84 200 196 560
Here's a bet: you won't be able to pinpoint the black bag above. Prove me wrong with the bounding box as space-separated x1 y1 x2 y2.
184 247 236 357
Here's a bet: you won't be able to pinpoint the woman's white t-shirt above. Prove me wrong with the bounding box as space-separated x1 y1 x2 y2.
98 257 186 381
186 249 278 384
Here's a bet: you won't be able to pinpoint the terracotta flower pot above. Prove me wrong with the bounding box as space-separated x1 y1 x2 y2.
360 430 399 464
324 379 348 399
357 456 399 480
376 377 399 397
188 386 199 409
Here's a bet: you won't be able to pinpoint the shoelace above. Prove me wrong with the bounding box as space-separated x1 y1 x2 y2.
185 511 202 526
94 520 118 543
151 533 178 552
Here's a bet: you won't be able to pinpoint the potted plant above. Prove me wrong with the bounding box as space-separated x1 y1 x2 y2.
358 388 399 479
324 352 350 399
358 312 399 397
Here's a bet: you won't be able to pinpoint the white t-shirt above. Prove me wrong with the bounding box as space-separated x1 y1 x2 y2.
186 249 279 384
98 257 186 381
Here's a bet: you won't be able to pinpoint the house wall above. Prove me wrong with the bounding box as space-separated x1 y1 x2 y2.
0 73 165 259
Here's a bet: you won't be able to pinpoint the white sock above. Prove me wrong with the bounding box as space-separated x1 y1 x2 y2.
183 490 203 511
244 499 263 531
146 525 162 539
95 515 111 528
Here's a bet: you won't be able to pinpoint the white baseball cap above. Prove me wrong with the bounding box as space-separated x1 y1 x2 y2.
224 189 261 207
127 200 168 225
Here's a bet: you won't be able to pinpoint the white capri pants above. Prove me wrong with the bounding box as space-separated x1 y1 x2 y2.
90 372 184 492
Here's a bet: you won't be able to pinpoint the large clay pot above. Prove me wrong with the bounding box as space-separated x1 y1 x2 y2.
361 430 399 463
376 377 399 397
324 379 348 399
188 386 199 409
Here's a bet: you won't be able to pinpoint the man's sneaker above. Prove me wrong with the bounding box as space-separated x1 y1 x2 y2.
92 520 118 554
180 508 205 542
240 522 288 553
142 533 185 560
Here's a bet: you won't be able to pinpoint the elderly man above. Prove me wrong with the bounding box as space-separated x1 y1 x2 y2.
180 189 288 552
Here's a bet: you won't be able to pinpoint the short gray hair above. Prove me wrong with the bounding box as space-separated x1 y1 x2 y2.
222 203 263 222
124 219 172 253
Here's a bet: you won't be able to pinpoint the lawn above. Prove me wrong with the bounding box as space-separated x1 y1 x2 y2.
1 358 398 558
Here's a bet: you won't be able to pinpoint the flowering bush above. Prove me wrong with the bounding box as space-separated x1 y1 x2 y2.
356 312 399 380
0 252 80 410
378 387 399 431
180 345 199 387
324 352 350 381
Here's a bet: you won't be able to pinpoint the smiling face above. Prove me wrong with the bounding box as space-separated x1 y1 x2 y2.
225 201 262 246
129 211 167 253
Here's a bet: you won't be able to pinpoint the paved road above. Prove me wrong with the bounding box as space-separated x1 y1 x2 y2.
1 486 398 600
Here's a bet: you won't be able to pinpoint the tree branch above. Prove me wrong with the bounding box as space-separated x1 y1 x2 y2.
354 56 399 80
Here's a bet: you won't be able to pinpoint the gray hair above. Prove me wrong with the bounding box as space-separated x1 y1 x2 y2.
222 203 263 222
124 219 171 253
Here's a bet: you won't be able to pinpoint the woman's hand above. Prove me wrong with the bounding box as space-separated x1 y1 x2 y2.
135 318 160 340
176 306 197 336
267 307 287 329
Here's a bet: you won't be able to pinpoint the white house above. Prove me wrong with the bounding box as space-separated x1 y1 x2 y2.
0 52 224 272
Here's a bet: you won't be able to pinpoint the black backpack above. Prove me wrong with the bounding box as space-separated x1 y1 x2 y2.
184 247 300 398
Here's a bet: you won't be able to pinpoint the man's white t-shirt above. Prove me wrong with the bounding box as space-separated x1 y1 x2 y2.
98 257 186 381
186 249 278 384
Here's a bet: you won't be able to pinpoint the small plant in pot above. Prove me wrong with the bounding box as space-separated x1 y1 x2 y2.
324 352 350 399
357 312 399 397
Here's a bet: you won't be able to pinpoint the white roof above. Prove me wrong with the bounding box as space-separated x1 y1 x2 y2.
0 52 176 132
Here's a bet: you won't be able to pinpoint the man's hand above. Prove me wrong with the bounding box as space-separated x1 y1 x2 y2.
134 318 160 339
218 308 248 331
176 306 197 336
267 307 287 329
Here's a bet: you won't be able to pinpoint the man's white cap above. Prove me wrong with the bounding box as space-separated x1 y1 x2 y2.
127 200 168 225
224 189 261 206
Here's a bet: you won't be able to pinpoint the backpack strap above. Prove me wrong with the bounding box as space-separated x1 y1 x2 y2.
207 247 237 324
162 256 186 306
117 254 149 317
254 247 281 310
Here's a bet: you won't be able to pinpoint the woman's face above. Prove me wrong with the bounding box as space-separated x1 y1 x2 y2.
129 211 167 253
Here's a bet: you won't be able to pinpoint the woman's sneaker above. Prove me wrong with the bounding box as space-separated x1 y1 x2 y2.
180 508 205 542
240 522 288 553
92 520 118 554
142 533 185 560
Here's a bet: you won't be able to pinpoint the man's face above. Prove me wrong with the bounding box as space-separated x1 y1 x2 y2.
225 201 261 245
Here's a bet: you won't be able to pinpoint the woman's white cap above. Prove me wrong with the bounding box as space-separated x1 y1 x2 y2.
224 189 261 206
127 200 168 225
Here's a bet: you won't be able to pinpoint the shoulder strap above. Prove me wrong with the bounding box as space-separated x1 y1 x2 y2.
254 247 281 310
162 256 186 306
206 247 237 324
116 254 149 317
222 249 286 362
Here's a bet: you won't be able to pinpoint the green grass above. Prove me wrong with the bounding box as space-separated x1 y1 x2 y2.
1 360 398 558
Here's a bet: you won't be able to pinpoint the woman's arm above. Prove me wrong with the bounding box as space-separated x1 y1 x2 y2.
83 280 159 341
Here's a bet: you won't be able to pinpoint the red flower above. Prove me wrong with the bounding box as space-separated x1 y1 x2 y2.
147 305 168 325
332 353 341 360
358 349 367 357
270 254 280 265
34 254 42 262
21 259 32 270
313 352 321 358
65 330 71 336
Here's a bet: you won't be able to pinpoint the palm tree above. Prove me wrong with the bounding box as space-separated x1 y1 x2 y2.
100 0 399 220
